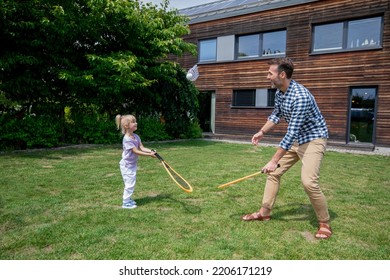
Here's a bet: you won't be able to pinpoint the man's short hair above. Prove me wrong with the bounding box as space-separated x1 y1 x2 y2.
268 58 294 79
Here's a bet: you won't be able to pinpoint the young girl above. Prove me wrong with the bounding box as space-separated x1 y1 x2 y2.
115 114 156 209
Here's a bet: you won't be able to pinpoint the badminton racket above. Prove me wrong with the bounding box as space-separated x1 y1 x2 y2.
217 164 280 189
153 151 193 193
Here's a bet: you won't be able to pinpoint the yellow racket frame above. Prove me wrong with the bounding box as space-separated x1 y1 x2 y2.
154 152 193 193
160 161 193 193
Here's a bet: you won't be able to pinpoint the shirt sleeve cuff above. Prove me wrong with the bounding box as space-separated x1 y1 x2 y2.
279 134 294 150
268 115 280 124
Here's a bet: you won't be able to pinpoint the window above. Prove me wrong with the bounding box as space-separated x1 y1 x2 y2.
199 38 217 62
348 17 382 49
313 22 343 52
237 34 259 58
232 89 276 108
348 87 377 144
233 89 255 106
263 30 286 56
312 16 383 53
199 31 286 63
237 30 286 59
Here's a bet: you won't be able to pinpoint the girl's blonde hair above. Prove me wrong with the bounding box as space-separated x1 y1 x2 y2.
115 114 136 134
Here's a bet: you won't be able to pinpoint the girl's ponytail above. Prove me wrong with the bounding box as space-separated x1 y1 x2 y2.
115 114 122 131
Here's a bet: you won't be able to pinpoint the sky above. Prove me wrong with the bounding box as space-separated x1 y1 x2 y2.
145 0 220 9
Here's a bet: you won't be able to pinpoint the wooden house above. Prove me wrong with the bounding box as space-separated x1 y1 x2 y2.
175 0 390 148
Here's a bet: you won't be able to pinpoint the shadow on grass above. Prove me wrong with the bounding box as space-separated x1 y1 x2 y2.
230 203 338 224
136 193 202 214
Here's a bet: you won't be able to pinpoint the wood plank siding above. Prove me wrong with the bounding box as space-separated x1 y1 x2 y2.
176 0 390 147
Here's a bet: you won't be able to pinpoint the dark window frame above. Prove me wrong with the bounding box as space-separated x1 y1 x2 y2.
347 86 378 144
231 89 276 108
236 29 286 60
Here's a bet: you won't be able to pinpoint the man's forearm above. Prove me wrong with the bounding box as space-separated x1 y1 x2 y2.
260 120 276 134
271 147 287 164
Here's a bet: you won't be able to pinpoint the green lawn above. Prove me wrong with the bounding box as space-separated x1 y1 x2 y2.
0 140 389 260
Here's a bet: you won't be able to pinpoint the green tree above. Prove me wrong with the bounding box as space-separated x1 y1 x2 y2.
0 0 198 148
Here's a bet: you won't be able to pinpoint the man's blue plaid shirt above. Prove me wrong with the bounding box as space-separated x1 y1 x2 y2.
268 80 328 151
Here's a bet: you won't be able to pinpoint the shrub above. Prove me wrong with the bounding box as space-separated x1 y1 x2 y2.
64 109 120 145
0 110 202 151
0 114 62 150
136 116 171 142
183 121 203 139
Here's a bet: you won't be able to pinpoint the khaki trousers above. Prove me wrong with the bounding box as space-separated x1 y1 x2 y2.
262 138 330 223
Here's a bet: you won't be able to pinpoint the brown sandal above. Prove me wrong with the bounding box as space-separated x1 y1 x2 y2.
315 223 332 239
241 211 271 221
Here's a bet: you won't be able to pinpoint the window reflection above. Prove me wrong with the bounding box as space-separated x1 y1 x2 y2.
263 30 286 56
348 17 381 49
238 34 259 58
199 39 217 62
313 22 343 51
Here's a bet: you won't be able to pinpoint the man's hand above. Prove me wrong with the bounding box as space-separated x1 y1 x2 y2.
251 130 265 145
261 161 279 174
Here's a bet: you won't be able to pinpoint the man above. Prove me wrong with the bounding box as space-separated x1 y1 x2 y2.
242 58 332 239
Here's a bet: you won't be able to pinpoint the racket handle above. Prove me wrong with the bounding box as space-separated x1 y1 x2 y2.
152 150 164 161
218 164 281 189
218 171 262 188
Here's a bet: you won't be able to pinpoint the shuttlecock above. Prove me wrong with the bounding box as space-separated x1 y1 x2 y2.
186 73 193 80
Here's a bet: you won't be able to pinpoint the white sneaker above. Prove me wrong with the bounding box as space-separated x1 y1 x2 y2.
122 202 137 209
130 199 137 205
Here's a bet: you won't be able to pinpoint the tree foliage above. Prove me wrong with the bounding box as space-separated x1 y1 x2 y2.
0 0 199 149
